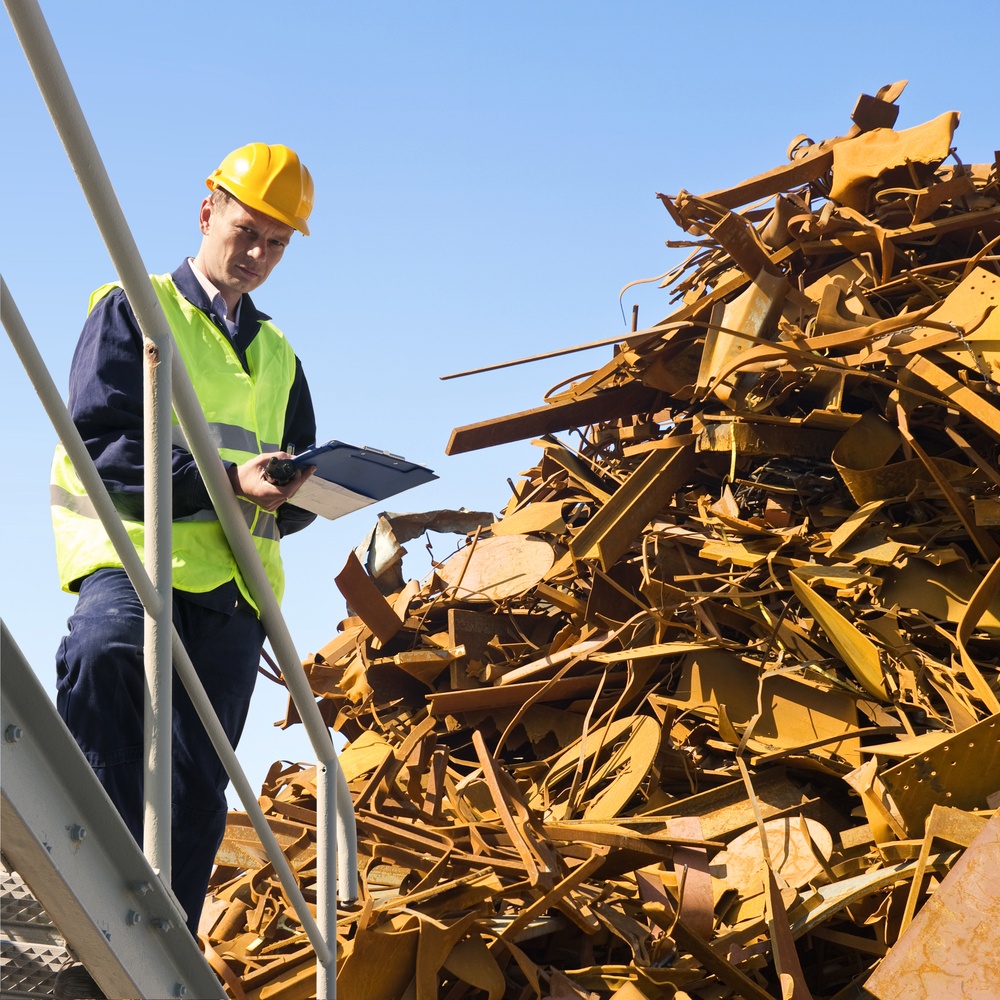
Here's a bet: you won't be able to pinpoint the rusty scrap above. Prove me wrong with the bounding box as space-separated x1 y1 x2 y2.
203 83 1000 999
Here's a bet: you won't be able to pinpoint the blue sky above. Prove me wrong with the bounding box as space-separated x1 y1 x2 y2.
2 0 996 800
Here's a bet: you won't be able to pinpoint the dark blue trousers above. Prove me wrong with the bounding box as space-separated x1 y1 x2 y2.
55 568 265 936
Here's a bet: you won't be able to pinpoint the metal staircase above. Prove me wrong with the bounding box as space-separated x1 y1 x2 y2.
1 620 226 1000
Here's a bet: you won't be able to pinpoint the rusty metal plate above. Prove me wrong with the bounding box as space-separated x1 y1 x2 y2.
436 534 555 601
712 817 833 894
880 713 1000 835
867 813 1000 1000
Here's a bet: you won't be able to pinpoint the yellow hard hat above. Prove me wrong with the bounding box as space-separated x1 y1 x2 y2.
206 143 314 235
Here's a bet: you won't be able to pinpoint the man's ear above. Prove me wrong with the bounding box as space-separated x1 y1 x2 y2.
198 197 213 235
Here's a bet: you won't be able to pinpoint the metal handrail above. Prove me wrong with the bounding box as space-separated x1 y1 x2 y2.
6 0 175 874
2 275 339 970
4 1 358 996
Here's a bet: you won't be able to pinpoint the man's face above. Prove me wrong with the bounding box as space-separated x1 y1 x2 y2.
193 193 295 312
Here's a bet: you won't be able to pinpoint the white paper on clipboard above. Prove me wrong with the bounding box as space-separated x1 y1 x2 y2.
285 439 437 520
289 476 377 520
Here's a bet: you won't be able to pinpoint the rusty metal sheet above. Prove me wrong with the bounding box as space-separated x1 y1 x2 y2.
437 533 556 601
829 111 959 211
866 813 1000 1000
879 713 1000 835
445 381 662 455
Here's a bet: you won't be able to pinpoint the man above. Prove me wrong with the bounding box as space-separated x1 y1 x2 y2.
51 143 317 994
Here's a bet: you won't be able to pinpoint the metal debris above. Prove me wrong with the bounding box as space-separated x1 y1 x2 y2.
203 82 1000 999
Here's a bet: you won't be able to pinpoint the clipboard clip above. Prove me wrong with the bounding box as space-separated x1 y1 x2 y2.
362 446 407 461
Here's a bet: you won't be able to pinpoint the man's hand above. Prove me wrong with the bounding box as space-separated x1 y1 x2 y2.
228 453 316 512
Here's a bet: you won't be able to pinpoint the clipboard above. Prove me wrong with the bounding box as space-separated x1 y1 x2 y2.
288 440 437 520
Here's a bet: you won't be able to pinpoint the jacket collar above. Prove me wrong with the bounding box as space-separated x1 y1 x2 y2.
170 260 273 339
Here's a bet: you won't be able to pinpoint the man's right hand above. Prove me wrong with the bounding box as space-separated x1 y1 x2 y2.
263 456 298 485
228 453 316 512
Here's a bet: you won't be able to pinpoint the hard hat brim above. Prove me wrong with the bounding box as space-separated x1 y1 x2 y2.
207 177 311 236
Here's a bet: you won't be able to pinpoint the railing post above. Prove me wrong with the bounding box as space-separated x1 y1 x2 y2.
315 764 336 1000
141 273 174 877
4 0 174 876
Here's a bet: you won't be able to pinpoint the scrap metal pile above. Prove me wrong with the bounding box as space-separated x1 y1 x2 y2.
203 83 1000 999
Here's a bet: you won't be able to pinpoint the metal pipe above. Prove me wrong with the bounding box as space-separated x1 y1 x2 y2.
315 763 335 1000
1 278 334 966
171 343 357 998
0 275 161 615
4 0 174 874
171 359 360 893
439 321 688 380
167 633 335 966
6 3 358 993
142 294 174 874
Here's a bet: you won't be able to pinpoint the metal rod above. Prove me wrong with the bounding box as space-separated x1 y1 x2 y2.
1 278 334 966
438 321 687 380
0 275 162 616
315 763 335 999
142 306 174 872
4 0 174 874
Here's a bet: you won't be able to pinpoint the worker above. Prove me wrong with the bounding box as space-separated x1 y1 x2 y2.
50 143 317 997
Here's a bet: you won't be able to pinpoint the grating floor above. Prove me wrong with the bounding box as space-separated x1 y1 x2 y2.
0 857 65 999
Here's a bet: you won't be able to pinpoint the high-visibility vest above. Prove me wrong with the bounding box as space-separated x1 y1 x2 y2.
50 273 298 609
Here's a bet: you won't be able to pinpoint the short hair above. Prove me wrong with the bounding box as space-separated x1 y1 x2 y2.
209 186 234 209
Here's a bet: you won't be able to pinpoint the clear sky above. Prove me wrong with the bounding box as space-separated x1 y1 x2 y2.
2 0 996 803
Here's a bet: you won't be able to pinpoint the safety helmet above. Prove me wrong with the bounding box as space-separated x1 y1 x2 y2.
206 143 314 235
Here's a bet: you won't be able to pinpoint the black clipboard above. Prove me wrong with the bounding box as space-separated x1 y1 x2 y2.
292 440 437 501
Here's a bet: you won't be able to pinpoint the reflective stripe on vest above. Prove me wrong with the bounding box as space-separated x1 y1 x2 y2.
51 274 297 607
171 424 280 458
49 482 280 542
